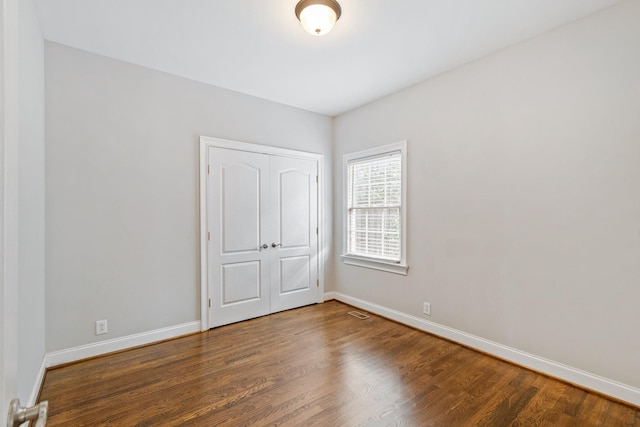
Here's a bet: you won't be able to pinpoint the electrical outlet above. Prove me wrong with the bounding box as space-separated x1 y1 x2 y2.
95 319 108 335
423 302 431 316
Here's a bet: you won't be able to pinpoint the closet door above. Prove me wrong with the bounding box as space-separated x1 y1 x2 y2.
269 156 318 313
206 145 319 328
208 147 271 327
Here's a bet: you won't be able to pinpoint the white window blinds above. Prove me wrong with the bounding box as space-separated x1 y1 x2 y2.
347 152 401 262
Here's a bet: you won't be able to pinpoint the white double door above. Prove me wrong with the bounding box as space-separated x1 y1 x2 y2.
207 147 319 328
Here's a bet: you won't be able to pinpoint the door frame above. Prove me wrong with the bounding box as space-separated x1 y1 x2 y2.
199 136 325 331
1 0 20 418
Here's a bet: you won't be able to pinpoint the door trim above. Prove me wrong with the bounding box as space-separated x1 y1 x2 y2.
199 136 325 331
2 0 21 416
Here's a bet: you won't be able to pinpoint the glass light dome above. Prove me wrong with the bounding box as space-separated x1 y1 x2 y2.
295 0 342 36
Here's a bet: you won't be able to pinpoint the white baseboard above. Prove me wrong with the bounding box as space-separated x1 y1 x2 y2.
325 291 640 407
45 321 201 368
323 291 338 301
28 357 47 406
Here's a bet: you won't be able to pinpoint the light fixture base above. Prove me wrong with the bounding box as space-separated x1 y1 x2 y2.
295 0 342 21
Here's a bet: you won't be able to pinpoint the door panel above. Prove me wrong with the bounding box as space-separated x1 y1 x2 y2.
221 261 261 304
221 163 261 253
270 156 318 313
279 170 310 248
279 256 311 293
208 147 270 327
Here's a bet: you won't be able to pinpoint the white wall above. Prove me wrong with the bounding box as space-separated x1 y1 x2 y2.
17 0 45 404
45 42 333 352
333 0 640 393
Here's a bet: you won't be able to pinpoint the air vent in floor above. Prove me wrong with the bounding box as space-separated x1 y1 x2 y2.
347 311 370 320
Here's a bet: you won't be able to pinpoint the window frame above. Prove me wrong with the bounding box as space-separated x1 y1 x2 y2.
341 141 408 275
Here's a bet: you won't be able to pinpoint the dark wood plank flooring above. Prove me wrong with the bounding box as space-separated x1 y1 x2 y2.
39 301 639 426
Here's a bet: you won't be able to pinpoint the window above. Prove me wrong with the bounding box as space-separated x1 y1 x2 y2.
342 141 408 275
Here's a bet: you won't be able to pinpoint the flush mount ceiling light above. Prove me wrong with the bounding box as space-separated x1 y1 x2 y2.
295 0 342 36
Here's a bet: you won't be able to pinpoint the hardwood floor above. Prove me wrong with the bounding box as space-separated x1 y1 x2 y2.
39 301 639 426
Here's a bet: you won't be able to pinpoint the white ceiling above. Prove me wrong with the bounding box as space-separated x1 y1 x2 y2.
34 0 623 116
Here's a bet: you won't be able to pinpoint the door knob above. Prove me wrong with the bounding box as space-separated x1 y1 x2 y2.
7 399 48 427
260 243 269 250
271 243 282 248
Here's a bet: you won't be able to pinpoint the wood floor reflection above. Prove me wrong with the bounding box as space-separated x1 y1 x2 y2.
39 301 639 426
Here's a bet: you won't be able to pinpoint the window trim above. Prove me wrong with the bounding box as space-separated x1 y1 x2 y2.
342 141 408 275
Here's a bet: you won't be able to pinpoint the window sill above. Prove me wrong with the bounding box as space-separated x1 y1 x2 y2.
341 255 409 275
